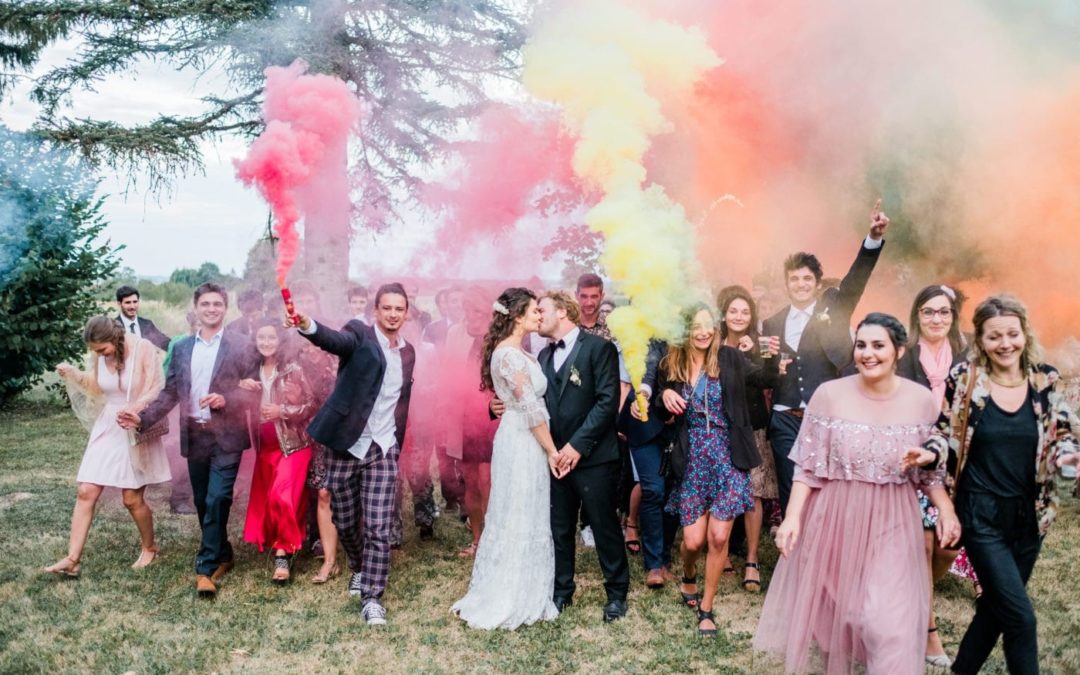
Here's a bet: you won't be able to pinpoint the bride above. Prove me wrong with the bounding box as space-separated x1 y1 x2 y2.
451 287 563 630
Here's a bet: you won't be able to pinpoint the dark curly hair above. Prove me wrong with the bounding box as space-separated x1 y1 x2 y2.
856 312 909 352
480 287 537 392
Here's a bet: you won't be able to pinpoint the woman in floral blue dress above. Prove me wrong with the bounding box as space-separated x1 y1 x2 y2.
654 303 777 637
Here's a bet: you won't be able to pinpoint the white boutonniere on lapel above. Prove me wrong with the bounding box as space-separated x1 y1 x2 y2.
569 365 582 387
815 307 831 325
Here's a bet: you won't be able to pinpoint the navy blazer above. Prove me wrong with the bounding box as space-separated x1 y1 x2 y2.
763 241 882 408
538 331 621 468
115 315 171 351
301 320 416 456
139 330 257 459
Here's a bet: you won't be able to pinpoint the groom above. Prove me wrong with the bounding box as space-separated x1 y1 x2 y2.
537 291 629 622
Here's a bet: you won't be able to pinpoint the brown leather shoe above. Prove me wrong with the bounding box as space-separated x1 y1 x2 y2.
645 568 666 589
210 560 234 583
196 575 216 598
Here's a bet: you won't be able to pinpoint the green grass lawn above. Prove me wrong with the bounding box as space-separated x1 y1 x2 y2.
1 398 1077 674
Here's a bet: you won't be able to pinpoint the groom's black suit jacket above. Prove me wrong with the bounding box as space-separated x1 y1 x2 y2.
538 330 621 468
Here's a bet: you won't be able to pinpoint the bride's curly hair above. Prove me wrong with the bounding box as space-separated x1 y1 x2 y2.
480 287 537 392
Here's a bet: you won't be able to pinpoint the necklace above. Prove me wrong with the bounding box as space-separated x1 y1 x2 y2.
988 372 1026 388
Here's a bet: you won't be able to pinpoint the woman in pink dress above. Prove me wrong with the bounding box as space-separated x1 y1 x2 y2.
754 313 961 674
240 319 317 584
47 316 171 577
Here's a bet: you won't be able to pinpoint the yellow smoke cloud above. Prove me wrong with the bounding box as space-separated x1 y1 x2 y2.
523 0 721 393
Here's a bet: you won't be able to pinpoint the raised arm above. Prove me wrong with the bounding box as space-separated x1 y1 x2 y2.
831 199 889 318
296 314 365 358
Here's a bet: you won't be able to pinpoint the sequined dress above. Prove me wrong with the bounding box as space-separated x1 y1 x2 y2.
754 376 944 674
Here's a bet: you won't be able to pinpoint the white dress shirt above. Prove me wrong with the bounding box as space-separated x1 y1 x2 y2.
189 328 223 421
301 320 404 459
784 302 816 353
776 235 884 411
124 316 142 338
553 327 581 372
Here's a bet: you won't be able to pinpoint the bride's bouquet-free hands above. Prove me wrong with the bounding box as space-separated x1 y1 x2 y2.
548 451 567 479
555 444 582 478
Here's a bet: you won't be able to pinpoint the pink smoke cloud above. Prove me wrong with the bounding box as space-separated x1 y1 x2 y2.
420 103 583 271
234 59 364 285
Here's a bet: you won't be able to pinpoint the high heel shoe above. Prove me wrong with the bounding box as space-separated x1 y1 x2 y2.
271 554 292 586
132 547 159 569
310 563 340 584
45 557 81 578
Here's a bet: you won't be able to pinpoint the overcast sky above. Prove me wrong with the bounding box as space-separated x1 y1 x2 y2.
4 40 444 281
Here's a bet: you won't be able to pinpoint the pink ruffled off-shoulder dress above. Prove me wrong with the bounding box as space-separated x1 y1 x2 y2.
753 376 943 674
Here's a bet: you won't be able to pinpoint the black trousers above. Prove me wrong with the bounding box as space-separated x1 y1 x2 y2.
767 410 803 516
551 460 630 602
952 490 1042 675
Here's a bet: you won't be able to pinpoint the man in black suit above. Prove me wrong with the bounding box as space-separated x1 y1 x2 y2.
119 282 257 597
537 291 629 622
115 285 170 350
762 201 890 515
293 282 416 626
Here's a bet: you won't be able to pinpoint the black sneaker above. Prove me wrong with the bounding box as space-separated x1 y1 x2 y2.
348 572 363 596
419 524 434 541
361 600 387 626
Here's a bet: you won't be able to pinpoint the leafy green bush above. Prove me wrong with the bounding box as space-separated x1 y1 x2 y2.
0 127 119 406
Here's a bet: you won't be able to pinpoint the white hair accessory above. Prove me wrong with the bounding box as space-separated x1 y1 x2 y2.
940 285 956 301
492 301 509 316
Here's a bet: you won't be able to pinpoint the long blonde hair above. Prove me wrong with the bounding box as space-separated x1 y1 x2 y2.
660 303 721 385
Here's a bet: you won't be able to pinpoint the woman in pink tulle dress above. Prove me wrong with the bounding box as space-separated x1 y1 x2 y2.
754 313 961 674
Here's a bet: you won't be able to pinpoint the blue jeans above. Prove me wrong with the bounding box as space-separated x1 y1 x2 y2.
629 441 678 571
188 458 240 576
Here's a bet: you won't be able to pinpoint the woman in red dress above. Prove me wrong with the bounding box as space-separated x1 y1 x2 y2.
241 318 317 584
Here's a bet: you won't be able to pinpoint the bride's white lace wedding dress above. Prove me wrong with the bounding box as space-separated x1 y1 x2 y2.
451 346 559 630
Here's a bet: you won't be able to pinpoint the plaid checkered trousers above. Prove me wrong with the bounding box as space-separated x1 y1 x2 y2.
325 443 400 602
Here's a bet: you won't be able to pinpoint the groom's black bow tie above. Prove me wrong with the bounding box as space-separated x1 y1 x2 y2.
552 339 566 350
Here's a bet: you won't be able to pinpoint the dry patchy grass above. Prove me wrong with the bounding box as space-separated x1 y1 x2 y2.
0 399 1077 673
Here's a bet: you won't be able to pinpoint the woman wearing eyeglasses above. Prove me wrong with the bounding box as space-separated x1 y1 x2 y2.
653 303 776 637
897 284 972 668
